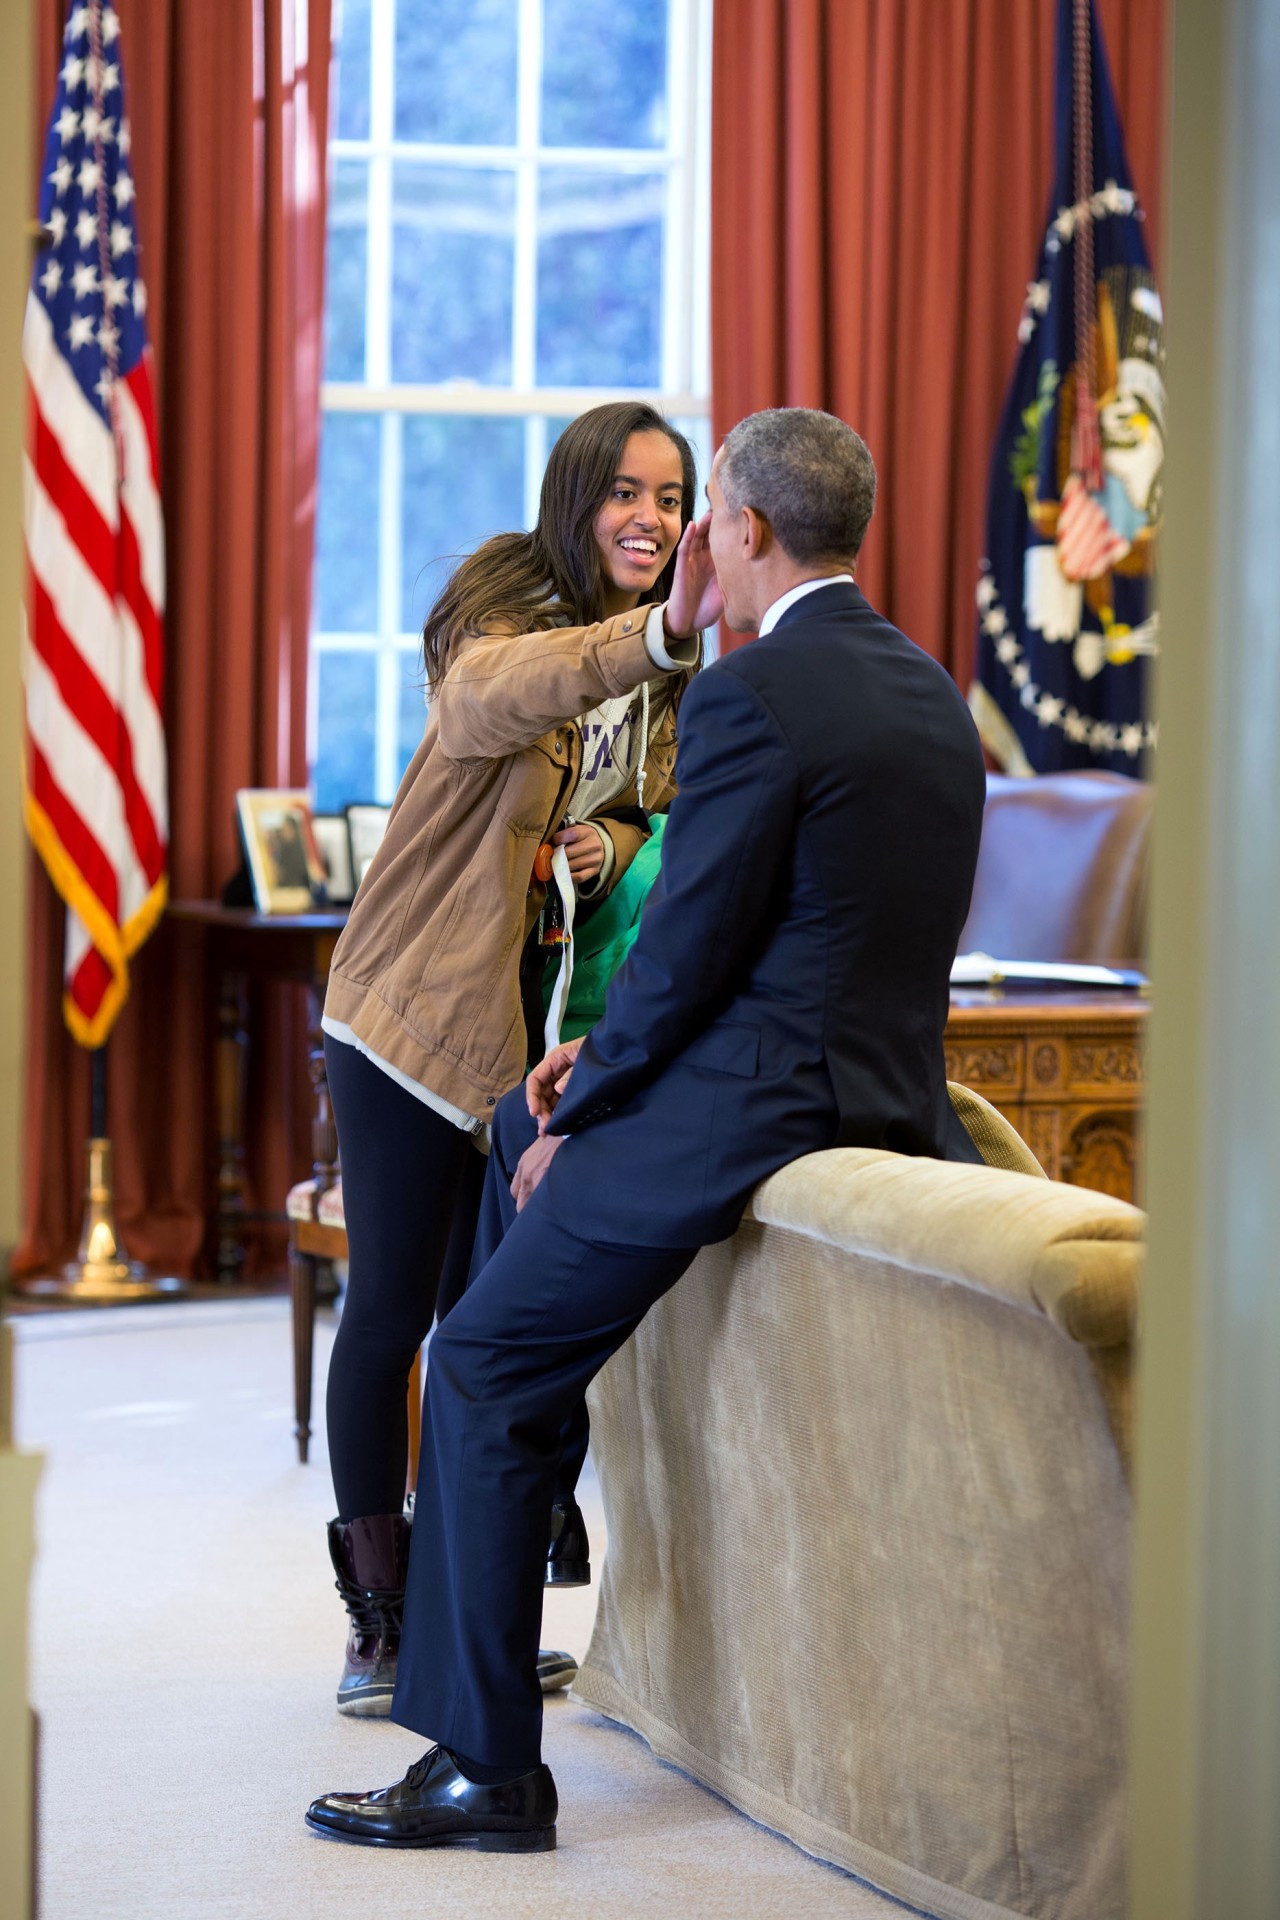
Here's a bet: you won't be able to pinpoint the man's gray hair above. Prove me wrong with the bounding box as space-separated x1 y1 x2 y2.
718 408 877 565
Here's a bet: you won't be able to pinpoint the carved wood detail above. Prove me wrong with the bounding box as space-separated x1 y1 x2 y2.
945 995 1146 1206
1068 1041 1144 1087
943 1044 1022 1088
1061 1111 1138 1201
1032 1042 1062 1086
1025 1107 1061 1177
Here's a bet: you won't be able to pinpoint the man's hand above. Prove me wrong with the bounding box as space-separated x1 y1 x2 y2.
511 1132 565 1211
552 821 606 882
526 1034 585 1129
664 512 724 639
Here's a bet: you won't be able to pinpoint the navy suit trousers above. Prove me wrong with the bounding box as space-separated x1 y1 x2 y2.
392 1148 697 1766
468 1088 592 1503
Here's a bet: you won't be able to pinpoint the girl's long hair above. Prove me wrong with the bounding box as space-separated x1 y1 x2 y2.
421 402 697 691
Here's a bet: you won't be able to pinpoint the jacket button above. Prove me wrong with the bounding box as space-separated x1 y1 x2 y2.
555 740 563 754
486 1096 495 1106
623 619 632 631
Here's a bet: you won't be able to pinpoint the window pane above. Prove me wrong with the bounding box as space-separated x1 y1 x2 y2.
315 413 380 631
324 160 368 381
542 0 667 149
673 414 714 494
335 0 372 140
536 170 664 386
314 651 378 811
401 415 526 628
394 0 518 145
392 164 516 384
398 658 429 769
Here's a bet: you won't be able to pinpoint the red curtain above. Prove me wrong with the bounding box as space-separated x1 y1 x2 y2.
710 0 1167 674
16 0 332 1275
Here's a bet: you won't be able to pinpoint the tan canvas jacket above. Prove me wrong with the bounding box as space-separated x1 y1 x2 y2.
324 607 693 1122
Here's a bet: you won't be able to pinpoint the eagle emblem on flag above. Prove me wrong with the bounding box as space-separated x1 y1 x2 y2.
970 0 1162 776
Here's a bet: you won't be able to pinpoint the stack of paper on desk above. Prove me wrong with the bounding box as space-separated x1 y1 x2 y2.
949 952 1149 990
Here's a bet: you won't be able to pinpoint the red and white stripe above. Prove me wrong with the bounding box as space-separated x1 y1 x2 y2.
1056 472 1130 583
22 290 167 1045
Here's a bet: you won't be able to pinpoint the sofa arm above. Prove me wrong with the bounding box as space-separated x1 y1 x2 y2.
751 1148 1142 1330
750 1148 1144 1475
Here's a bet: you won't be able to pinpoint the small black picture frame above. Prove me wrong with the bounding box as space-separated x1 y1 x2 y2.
345 803 392 891
311 812 356 906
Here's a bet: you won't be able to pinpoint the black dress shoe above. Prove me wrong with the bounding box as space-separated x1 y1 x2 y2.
536 1647 578 1693
545 1498 590 1587
306 1745 556 1851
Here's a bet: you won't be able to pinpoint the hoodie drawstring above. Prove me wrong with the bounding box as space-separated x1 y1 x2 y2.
637 679 651 815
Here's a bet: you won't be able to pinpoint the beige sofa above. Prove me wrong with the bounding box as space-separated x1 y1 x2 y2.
575 1149 1141 1920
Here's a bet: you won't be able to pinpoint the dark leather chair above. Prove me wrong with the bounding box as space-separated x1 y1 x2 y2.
958 771 1153 965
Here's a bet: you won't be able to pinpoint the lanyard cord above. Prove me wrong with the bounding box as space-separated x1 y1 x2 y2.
637 678 651 814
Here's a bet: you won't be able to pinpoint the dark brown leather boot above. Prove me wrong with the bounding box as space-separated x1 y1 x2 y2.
327 1514 412 1718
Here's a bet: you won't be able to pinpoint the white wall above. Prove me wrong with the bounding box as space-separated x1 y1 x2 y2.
1131 0 1280 1911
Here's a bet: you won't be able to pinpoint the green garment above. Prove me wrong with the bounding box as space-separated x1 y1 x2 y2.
544 816 667 1044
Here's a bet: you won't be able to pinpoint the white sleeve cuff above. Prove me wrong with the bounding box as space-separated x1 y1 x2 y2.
576 823 617 898
644 602 699 673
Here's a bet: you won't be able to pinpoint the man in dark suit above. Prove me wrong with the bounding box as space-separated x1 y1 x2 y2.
306 408 987 1853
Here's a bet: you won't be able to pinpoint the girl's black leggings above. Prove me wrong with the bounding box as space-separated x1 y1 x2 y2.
324 1033 487 1522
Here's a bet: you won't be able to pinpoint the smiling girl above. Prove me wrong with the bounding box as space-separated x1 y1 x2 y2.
316 402 702 1717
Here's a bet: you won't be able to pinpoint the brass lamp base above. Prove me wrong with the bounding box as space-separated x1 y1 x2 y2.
12 1138 185 1303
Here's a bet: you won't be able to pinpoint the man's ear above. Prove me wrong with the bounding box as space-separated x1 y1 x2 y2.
741 506 768 560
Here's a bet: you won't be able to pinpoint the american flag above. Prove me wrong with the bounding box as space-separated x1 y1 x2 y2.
969 0 1160 775
23 0 167 1047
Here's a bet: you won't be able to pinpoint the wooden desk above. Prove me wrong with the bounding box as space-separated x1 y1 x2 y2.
168 902 349 1281
170 897 1149 1276
945 989 1147 1202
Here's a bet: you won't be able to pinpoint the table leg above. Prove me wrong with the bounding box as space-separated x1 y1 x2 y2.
306 979 339 1196
290 1240 317 1463
307 973 341 1304
215 967 249 1284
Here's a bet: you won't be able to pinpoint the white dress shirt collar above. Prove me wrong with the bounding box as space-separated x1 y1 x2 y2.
758 573 856 638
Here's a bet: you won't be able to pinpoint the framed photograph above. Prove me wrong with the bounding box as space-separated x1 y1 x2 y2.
346 803 392 890
311 812 356 906
235 789 328 914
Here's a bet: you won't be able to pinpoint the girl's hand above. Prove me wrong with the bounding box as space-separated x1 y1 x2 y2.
664 512 724 638
526 1035 585 1127
552 821 606 882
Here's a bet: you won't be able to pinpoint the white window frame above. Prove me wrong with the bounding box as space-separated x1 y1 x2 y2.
312 0 713 806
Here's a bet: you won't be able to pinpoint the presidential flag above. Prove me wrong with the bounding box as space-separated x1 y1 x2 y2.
23 0 168 1046
970 0 1162 776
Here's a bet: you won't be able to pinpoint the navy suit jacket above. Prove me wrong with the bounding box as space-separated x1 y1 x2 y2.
544 581 987 1248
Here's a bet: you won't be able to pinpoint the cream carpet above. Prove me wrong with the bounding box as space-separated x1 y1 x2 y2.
16 1299 918 1920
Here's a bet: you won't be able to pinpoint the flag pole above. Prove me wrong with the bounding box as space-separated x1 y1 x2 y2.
15 2 179 1301
14 1045 184 1301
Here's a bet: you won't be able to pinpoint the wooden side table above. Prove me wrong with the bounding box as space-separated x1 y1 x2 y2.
167 902 349 1282
944 989 1148 1202
168 900 1149 1276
